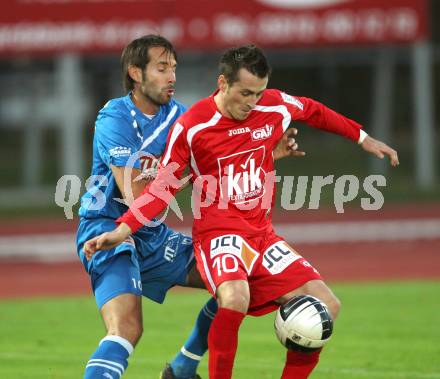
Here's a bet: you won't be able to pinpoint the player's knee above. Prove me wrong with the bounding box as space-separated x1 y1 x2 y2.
217 286 249 312
217 281 250 313
218 293 249 313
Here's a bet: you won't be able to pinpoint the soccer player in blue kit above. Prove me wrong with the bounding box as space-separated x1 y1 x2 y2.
76 35 214 379
77 35 302 379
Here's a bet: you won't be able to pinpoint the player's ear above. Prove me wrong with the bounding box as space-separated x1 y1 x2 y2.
128 65 143 85
218 75 228 94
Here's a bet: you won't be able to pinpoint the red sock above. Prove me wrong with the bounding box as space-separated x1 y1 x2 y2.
281 349 321 379
208 307 245 379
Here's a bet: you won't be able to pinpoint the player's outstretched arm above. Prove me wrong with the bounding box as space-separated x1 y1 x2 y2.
361 135 399 167
83 223 132 260
274 127 306 161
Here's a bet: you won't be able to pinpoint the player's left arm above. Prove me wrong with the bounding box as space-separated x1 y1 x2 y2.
287 94 398 166
359 133 399 167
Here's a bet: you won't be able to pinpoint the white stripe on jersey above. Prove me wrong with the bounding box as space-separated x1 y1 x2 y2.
186 112 222 175
140 104 178 151
190 152 201 176
162 122 184 165
187 112 222 148
254 104 292 132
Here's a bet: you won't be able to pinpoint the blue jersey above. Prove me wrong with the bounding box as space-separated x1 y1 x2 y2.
76 93 196 306
79 93 186 220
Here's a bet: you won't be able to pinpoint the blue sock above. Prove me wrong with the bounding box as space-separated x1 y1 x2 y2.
84 335 133 379
170 297 218 379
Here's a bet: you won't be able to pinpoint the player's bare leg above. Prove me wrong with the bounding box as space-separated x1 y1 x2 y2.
206 280 249 379
275 279 341 319
274 280 341 379
84 293 141 378
101 293 143 346
216 279 250 312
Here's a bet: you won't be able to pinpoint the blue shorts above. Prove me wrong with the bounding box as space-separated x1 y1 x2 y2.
77 217 194 309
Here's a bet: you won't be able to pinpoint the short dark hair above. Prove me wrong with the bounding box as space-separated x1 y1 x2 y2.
121 34 177 92
219 45 271 85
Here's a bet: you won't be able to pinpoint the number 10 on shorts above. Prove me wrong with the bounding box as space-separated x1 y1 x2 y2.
209 234 259 275
131 278 142 290
213 254 239 276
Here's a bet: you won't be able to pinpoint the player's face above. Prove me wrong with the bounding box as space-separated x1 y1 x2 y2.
222 68 268 121
140 46 177 106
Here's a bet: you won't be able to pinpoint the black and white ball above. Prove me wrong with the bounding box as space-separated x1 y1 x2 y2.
274 295 333 352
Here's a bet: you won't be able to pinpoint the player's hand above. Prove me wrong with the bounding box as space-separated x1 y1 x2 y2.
83 223 132 261
274 127 306 161
361 136 399 167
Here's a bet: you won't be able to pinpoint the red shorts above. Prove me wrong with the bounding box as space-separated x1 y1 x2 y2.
194 229 322 316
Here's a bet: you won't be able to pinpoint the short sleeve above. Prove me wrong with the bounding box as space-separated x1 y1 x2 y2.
95 114 142 170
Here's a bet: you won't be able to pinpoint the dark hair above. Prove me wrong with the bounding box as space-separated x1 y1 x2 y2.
219 45 271 85
121 34 177 92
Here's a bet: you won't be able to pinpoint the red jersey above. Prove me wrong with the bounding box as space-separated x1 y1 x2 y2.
118 89 362 238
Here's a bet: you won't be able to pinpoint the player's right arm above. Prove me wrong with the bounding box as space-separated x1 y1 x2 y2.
95 109 164 206
281 93 398 166
94 110 148 197
110 165 149 206
84 120 191 258
118 120 191 230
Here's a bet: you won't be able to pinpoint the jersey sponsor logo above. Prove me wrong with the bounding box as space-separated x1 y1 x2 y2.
140 155 161 178
108 146 132 158
210 235 241 257
218 146 266 204
262 241 302 275
228 127 251 137
210 234 259 274
251 124 274 141
281 92 304 110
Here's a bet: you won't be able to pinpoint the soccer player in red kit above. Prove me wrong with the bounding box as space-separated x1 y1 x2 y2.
84 45 399 379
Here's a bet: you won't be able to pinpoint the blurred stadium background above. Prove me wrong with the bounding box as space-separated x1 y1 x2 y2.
0 1 439 378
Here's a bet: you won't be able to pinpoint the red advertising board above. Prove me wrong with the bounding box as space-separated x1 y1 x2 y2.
0 0 429 55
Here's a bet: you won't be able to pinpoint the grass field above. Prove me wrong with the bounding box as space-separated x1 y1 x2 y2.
1 281 439 379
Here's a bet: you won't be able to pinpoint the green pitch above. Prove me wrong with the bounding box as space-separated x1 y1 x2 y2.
1 281 439 379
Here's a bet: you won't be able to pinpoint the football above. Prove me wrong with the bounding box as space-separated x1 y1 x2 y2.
274 295 333 352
